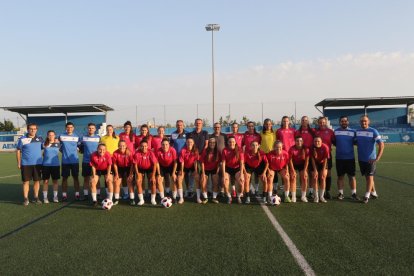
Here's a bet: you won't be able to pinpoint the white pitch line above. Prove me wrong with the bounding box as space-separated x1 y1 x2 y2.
0 174 19 179
258 197 316 276
379 162 414 165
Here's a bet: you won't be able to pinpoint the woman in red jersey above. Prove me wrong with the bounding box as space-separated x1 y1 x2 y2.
133 139 158 206
151 126 167 152
156 138 177 201
244 141 268 204
288 136 310 203
276 116 296 151
222 136 245 204
200 138 221 204
135 124 153 151
315 116 335 199
118 121 135 153
89 144 113 207
243 121 262 196
112 140 134 205
310 136 330 203
266 141 290 204
295 116 315 149
228 122 244 148
178 138 199 204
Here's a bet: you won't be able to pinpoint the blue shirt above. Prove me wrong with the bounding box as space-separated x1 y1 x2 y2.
17 135 43 166
356 127 382 162
80 135 100 163
170 131 188 158
43 142 61 166
334 127 356 160
59 132 80 164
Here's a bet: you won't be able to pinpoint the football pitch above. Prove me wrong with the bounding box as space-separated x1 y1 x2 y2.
1 145 413 275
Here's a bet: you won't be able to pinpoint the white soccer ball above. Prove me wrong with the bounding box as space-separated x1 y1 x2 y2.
270 195 281 206
161 197 173 208
101 198 113 210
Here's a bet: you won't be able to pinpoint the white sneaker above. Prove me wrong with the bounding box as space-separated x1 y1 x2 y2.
53 196 59 203
301 196 308 203
151 200 157 206
43 198 49 204
178 198 184 204
137 200 145 206
313 196 319 203
320 197 327 203
291 196 296 203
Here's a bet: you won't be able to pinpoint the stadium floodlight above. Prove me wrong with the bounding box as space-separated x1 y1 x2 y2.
205 24 220 124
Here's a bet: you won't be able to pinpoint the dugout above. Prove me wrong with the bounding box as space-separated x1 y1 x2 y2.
315 97 414 130
2 104 114 138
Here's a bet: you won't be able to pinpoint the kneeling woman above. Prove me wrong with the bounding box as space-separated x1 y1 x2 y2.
244 141 268 204
310 136 330 203
90 144 114 207
156 138 177 200
133 139 158 206
112 140 134 205
222 136 245 204
288 136 310 202
178 138 199 204
266 141 290 203
199 138 221 204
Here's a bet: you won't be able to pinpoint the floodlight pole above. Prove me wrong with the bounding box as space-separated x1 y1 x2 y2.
206 24 220 124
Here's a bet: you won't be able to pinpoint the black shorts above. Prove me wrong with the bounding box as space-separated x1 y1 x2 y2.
137 168 154 175
245 160 267 175
21 165 42 182
62 163 79 177
327 157 333 170
293 163 305 172
204 169 218 176
359 161 376 176
160 165 174 177
96 170 111 177
308 162 326 173
225 167 240 177
336 159 356 177
82 163 92 177
117 167 130 178
42 166 60 180
184 167 195 174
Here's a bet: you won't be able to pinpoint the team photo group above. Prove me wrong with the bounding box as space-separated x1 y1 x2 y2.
16 114 384 209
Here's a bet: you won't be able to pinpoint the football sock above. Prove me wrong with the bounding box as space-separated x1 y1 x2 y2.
365 192 370 198
227 193 231 198
351 189 356 194
178 189 184 199
122 187 128 194
255 183 259 192
339 189 344 194
151 194 156 201
308 188 314 194
91 193 97 201
196 189 201 200
371 191 378 196
213 192 218 199
202 192 208 199
173 191 177 199
43 191 47 199
138 194 144 202
107 193 113 200
319 189 325 198
53 191 58 197
159 191 164 198
75 191 79 197
83 189 89 196
114 193 120 200
268 191 272 198
129 193 135 199
284 191 289 198
291 192 296 199
62 192 67 198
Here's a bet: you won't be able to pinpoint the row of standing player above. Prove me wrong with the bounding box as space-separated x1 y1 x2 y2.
16 115 384 206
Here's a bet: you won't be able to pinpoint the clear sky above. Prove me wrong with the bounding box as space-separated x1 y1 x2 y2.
1 0 414 126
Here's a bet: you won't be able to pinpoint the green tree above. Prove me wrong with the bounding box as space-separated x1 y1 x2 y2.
0 119 16 131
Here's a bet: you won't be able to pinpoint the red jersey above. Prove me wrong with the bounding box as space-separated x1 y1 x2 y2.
276 127 296 151
135 135 152 151
222 148 244 169
200 150 222 171
133 150 157 170
311 144 330 164
112 149 133 168
244 150 268 168
119 132 135 153
151 136 166 152
228 133 244 148
90 151 112 171
288 146 309 166
295 128 315 148
243 132 261 149
156 147 177 167
179 148 199 169
267 150 289 171
315 128 335 151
